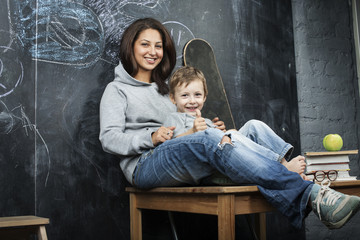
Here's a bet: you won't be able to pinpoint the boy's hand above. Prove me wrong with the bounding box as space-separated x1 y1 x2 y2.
193 109 207 133
212 117 226 132
152 126 175 146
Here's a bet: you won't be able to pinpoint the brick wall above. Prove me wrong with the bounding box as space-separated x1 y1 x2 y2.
292 0 360 238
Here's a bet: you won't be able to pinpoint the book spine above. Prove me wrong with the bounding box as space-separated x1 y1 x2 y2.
306 164 350 172
306 162 349 166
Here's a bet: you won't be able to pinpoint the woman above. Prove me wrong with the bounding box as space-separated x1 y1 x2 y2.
99 18 360 230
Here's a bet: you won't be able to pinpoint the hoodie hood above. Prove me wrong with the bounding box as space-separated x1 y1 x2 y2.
114 63 151 86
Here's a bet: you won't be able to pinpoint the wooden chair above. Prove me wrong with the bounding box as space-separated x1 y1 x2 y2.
0 215 49 240
126 180 360 240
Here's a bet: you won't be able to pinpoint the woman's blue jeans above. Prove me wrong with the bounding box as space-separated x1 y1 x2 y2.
133 120 313 228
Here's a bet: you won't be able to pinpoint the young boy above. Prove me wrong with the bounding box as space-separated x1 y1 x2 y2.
164 66 308 177
164 66 215 137
163 66 360 229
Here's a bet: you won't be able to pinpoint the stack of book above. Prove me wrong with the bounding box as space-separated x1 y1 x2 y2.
305 150 358 181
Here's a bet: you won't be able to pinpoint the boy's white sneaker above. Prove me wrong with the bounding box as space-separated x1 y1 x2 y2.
310 180 360 229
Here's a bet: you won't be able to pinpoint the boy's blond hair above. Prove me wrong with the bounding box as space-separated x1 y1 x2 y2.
169 66 208 97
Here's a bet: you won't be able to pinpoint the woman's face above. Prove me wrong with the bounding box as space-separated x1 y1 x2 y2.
133 28 164 77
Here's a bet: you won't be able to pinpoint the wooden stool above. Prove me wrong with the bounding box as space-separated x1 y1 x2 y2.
126 180 360 240
126 185 273 240
0 216 49 240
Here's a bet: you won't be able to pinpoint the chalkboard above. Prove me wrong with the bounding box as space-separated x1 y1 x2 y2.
0 1 301 240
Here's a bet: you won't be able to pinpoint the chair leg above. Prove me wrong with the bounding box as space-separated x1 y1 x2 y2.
37 225 48 240
168 212 179 240
130 193 142 240
254 213 266 240
218 195 235 240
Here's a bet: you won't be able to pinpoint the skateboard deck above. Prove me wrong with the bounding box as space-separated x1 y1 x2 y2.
183 38 236 130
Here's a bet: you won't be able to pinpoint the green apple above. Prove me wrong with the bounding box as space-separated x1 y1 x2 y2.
323 134 343 151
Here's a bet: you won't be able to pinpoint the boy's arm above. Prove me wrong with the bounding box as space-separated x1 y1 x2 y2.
175 109 207 138
175 128 195 138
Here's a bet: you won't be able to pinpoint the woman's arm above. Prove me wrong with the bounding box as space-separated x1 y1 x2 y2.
99 83 154 156
212 117 226 132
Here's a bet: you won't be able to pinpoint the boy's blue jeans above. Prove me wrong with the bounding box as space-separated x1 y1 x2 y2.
133 120 314 228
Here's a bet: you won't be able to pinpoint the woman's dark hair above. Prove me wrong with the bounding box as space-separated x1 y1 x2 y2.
119 18 176 95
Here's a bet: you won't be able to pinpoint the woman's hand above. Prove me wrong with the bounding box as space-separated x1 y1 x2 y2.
152 126 176 146
212 117 226 132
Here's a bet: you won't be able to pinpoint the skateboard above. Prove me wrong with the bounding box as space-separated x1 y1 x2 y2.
183 38 236 130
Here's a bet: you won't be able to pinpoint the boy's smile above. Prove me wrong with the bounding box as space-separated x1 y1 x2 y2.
170 79 206 117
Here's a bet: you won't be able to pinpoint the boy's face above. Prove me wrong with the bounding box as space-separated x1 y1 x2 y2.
170 79 206 117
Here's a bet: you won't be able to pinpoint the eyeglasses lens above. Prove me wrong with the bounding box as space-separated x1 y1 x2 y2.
315 171 325 181
328 170 337 181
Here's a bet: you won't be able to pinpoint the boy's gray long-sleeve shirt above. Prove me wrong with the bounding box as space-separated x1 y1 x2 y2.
163 112 216 137
99 63 176 184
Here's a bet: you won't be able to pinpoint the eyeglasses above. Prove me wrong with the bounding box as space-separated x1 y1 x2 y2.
305 170 338 182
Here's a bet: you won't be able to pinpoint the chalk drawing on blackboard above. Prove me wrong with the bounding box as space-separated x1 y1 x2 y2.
85 0 163 33
163 21 195 60
0 100 17 134
22 107 51 187
251 0 262 6
13 1 104 68
2 0 17 50
0 46 23 98
20 103 51 187
85 0 169 64
120 0 163 18
0 101 51 186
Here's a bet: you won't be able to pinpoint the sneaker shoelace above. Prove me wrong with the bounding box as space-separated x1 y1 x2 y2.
314 180 342 221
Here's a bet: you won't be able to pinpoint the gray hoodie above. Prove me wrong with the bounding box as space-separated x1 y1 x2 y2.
99 63 176 183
